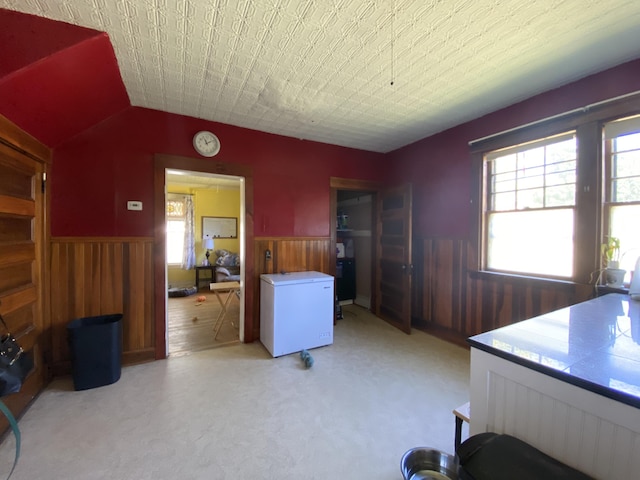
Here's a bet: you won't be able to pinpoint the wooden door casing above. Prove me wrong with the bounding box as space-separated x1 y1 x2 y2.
329 177 382 314
375 184 413 334
154 154 254 358
0 114 50 426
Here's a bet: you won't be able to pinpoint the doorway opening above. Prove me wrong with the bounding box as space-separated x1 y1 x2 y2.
164 169 244 356
329 177 382 319
336 189 376 311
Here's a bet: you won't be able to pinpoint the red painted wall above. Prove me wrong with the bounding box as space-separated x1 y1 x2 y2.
391 58 640 239
0 8 99 77
51 107 386 237
0 10 130 147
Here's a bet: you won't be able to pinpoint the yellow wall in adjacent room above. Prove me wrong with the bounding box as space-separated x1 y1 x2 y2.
167 185 241 288
194 188 241 260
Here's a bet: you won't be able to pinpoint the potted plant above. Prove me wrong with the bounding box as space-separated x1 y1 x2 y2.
602 236 625 287
602 236 621 268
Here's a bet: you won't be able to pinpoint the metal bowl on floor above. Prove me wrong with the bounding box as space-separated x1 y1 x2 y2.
401 447 459 480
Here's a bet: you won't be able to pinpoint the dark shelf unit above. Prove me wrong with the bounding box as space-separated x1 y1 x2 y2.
336 258 356 301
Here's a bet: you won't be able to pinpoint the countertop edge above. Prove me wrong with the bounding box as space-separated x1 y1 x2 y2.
467 338 640 409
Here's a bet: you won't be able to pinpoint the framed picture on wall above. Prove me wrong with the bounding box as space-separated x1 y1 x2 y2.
202 216 237 239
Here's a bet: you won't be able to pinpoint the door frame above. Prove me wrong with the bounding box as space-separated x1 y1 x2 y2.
329 177 382 311
154 154 254 359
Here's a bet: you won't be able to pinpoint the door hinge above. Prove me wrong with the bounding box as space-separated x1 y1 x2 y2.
42 172 47 193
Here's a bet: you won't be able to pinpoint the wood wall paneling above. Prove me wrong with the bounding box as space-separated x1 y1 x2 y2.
46 235 595 375
414 238 593 342
50 237 155 375
253 237 331 340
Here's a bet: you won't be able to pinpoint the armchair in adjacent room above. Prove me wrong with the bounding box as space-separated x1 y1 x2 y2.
213 250 241 282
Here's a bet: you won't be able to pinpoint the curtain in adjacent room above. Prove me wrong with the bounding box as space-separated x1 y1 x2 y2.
182 195 196 269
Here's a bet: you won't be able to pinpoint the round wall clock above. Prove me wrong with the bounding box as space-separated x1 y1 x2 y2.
193 130 220 157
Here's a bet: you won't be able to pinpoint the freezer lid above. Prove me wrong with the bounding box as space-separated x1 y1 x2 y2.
260 271 334 286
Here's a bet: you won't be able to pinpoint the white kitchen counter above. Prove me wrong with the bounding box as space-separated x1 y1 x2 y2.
468 293 640 480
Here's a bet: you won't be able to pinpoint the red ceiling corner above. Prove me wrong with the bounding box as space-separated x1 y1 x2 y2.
0 8 100 77
0 9 130 147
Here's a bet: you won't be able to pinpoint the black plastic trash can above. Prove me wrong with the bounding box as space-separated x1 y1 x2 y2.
67 314 123 391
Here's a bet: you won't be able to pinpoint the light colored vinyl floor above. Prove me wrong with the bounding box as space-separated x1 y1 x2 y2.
0 305 470 480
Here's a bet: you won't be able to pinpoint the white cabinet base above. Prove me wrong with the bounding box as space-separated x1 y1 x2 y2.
470 348 640 480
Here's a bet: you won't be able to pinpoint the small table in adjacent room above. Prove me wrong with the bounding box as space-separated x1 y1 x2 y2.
195 266 215 291
209 281 241 339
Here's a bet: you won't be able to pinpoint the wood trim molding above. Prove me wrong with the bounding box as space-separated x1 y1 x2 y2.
254 236 330 241
469 91 640 154
52 236 154 243
153 154 255 359
0 113 51 163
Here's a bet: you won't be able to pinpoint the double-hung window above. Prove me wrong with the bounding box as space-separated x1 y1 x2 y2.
603 115 640 280
484 133 577 278
474 95 640 285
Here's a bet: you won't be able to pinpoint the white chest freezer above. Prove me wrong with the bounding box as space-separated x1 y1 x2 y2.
260 271 334 357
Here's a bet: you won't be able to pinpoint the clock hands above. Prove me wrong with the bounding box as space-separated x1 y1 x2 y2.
194 131 219 156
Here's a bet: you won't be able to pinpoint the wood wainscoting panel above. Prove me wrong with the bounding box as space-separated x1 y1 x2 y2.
415 238 593 341
50 237 155 374
253 237 331 340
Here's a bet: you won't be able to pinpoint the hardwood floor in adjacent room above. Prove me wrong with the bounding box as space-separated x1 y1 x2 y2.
167 290 240 356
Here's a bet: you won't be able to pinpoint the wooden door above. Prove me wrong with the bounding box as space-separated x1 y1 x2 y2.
0 116 48 425
375 184 412 333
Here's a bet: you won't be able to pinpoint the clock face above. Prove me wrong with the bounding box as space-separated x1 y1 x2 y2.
193 131 220 157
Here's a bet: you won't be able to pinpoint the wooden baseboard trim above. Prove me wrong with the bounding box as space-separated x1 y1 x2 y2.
412 320 470 349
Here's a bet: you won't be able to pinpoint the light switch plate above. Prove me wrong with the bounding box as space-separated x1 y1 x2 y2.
127 201 143 211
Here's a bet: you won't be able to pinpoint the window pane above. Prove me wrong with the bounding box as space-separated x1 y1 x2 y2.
613 151 640 177
487 134 576 213
519 147 545 169
517 188 543 209
494 154 516 174
493 171 516 193
492 191 515 211
167 200 184 218
612 178 640 202
546 159 576 174
546 138 576 163
518 167 545 189
615 131 640 152
610 205 640 282
545 184 575 207
546 171 575 187
487 209 574 277
167 220 185 264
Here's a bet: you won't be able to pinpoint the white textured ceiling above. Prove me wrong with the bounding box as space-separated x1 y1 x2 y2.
4 0 640 153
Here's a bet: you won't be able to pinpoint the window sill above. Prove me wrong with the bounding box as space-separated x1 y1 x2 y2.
468 270 583 290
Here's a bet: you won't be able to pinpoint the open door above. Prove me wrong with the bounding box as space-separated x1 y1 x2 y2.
375 184 412 334
0 115 48 427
